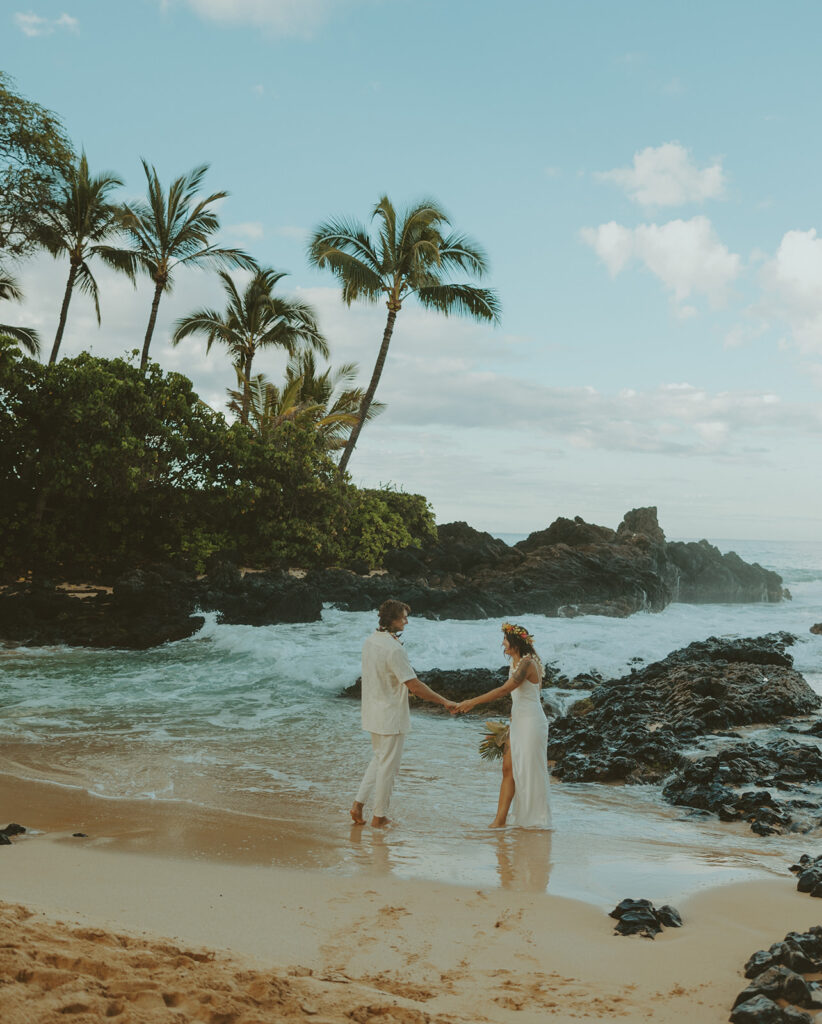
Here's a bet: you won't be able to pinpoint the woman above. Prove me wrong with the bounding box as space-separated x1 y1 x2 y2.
453 623 552 830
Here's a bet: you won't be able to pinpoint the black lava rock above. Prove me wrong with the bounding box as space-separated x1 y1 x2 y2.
608 898 682 939
342 666 519 714
729 995 788 1024
548 633 816 792
0 822 25 845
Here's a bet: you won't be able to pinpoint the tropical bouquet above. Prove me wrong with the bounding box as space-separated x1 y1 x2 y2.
479 720 509 761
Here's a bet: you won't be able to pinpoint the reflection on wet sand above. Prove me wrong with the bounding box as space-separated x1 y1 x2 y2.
344 823 552 893
347 825 395 876
495 829 552 892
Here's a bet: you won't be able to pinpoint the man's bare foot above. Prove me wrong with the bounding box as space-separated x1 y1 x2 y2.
350 802 366 825
489 819 507 829
371 815 391 828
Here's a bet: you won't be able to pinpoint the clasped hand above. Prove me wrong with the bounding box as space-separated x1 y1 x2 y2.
450 700 474 715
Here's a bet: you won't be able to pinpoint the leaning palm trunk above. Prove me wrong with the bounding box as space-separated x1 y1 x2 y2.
49 262 78 364
337 304 398 476
309 195 500 477
241 352 254 425
141 280 164 371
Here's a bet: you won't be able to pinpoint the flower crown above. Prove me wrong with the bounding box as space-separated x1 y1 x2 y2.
501 622 534 645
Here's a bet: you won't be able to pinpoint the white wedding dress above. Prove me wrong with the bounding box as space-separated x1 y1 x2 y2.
508 666 552 829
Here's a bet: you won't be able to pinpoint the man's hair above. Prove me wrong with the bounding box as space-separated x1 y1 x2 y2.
378 599 410 630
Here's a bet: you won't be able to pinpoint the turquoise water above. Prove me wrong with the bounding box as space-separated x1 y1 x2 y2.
1 539 821 899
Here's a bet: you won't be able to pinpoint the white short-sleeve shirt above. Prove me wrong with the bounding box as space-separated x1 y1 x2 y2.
361 630 416 735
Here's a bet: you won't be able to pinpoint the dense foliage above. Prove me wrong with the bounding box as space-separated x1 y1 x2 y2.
0 346 436 578
0 72 74 260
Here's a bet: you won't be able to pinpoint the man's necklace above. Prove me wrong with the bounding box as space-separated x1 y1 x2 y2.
378 627 403 644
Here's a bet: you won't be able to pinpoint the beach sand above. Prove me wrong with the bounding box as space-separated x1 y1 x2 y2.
1 774 818 1023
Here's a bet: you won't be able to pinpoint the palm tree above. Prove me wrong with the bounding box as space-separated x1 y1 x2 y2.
32 152 130 364
283 350 384 452
172 268 328 425
0 271 41 356
307 195 501 475
114 161 257 371
226 369 310 443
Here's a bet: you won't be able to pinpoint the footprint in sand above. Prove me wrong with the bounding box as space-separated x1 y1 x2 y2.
378 905 410 922
363 975 435 1002
346 1005 431 1024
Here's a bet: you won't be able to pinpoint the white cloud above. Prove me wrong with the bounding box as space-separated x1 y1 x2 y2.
581 216 741 312
293 286 819 458
595 142 725 207
13 11 78 36
177 0 341 35
9 259 821 537
11 263 792 461
759 228 822 356
276 225 308 243
579 221 633 276
225 221 264 240
724 320 767 349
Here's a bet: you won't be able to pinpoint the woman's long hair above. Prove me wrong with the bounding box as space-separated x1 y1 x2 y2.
502 623 544 683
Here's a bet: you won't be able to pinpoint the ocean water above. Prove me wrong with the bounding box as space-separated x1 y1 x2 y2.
1 538 821 902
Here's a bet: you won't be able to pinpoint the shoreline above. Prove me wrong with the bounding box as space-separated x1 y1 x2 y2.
0 770 800 906
1 825 817 1023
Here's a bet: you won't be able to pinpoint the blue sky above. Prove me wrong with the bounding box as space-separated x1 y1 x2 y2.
4 0 822 540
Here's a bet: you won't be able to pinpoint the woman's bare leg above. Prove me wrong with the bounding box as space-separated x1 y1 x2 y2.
490 743 515 828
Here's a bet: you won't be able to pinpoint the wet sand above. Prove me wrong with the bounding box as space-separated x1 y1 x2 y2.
1 774 818 1022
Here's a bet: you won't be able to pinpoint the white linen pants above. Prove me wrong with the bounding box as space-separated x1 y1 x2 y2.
355 733 406 817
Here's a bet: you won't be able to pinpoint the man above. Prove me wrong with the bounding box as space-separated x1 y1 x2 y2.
351 599 456 828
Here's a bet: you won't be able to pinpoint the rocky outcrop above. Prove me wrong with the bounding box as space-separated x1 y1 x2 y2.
322 507 787 621
662 741 822 835
810 623 822 636
342 667 511 712
667 540 784 603
0 573 204 649
730 925 822 1023
542 631 822 836
341 664 572 715
0 566 322 648
196 564 322 626
789 854 822 898
0 508 789 647
546 633 819 785
305 567 507 621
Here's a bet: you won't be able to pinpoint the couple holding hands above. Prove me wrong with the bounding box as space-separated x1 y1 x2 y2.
351 600 552 832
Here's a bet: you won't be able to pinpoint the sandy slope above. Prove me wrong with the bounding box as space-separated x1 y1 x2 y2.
0 828 817 1024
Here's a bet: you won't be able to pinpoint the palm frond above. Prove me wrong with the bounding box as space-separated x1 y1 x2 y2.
416 283 501 324
438 232 490 276
94 244 138 281
0 324 41 357
308 218 382 273
171 307 235 350
316 253 384 304
0 273 23 303
479 721 509 761
396 199 449 260
176 243 256 272
74 262 102 323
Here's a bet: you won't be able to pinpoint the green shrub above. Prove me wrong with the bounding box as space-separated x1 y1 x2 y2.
0 348 435 577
